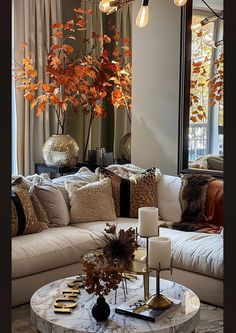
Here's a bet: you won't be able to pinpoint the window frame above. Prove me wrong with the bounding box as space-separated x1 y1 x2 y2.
178 0 223 178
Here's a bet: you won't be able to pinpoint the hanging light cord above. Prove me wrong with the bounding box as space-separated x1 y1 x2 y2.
201 0 223 20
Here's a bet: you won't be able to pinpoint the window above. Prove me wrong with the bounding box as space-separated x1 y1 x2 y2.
189 14 223 162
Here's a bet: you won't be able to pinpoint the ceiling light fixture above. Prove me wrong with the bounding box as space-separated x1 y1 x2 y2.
98 0 223 29
99 0 188 28
136 0 149 27
174 0 188 7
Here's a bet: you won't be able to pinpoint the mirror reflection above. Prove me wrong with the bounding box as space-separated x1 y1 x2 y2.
188 0 223 172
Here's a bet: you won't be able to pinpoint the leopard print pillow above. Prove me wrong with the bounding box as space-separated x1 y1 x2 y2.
11 178 45 237
98 167 161 218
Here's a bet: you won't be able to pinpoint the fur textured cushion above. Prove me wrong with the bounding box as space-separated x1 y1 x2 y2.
66 178 116 223
171 173 214 231
98 167 161 218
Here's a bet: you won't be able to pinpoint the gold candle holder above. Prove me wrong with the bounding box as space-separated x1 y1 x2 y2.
146 259 173 310
138 235 152 301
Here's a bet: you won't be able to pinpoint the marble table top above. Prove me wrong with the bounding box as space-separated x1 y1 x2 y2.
30 276 200 333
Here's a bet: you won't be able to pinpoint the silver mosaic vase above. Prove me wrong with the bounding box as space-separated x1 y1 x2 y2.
119 132 131 162
42 134 79 167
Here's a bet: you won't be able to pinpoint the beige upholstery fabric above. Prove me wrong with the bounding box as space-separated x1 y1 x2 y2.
33 182 70 227
157 175 182 222
12 262 83 307
159 227 223 279
12 226 97 279
66 178 117 223
161 267 223 307
71 217 138 234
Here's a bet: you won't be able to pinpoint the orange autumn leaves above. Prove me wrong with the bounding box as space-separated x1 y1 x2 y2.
14 7 132 123
190 52 224 123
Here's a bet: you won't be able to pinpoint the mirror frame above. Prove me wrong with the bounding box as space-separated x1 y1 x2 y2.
178 0 223 179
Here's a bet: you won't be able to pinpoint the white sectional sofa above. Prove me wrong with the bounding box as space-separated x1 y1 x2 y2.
12 173 223 308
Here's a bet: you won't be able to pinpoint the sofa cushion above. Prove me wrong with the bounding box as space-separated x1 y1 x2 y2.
11 178 45 237
70 217 139 234
12 226 98 279
159 227 223 279
66 178 117 223
98 167 161 218
157 175 182 222
33 181 70 227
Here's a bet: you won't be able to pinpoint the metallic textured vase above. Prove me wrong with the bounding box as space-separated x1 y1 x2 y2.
42 134 79 167
119 132 131 162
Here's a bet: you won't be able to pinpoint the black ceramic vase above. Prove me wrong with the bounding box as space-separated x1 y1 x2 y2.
91 296 110 322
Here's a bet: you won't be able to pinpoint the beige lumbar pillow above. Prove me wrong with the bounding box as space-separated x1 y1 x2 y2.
66 178 117 223
33 181 70 227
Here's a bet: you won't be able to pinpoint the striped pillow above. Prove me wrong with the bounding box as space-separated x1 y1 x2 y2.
11 178 44 237
98 167 161 218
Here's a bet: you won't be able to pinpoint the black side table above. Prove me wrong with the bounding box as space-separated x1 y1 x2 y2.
35 162 99 178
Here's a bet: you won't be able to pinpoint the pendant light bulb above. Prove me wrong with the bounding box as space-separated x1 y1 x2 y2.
136 0 149 28
99 0 113 13
174 0 188 7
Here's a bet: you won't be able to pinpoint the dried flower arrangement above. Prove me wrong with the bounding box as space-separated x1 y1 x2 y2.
81 224 139 297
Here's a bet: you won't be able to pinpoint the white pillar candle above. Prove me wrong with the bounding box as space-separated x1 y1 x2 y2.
138 207 159 237
148 237 171 270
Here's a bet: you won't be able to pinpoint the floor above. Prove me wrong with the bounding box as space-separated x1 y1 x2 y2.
12 302 223 333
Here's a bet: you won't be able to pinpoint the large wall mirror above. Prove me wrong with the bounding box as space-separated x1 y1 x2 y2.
179 0 224 178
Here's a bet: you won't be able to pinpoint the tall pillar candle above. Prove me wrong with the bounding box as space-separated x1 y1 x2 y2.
138 207 159 237
148 237 171 270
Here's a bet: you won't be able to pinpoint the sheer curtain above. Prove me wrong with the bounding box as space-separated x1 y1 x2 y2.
13 0 62 175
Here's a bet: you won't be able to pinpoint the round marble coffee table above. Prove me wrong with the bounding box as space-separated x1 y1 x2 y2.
30 275 200 333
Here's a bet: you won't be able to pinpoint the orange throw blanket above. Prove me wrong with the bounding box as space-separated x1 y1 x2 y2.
205 179 224 227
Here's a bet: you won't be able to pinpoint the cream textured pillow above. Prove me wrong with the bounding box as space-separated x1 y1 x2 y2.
66 178 117 223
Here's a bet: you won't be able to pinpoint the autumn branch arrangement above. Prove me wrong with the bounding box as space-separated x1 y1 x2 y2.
14 7 132 160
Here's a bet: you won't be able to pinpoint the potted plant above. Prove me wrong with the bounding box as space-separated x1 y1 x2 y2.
81 224 139 321
14 8 132 165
